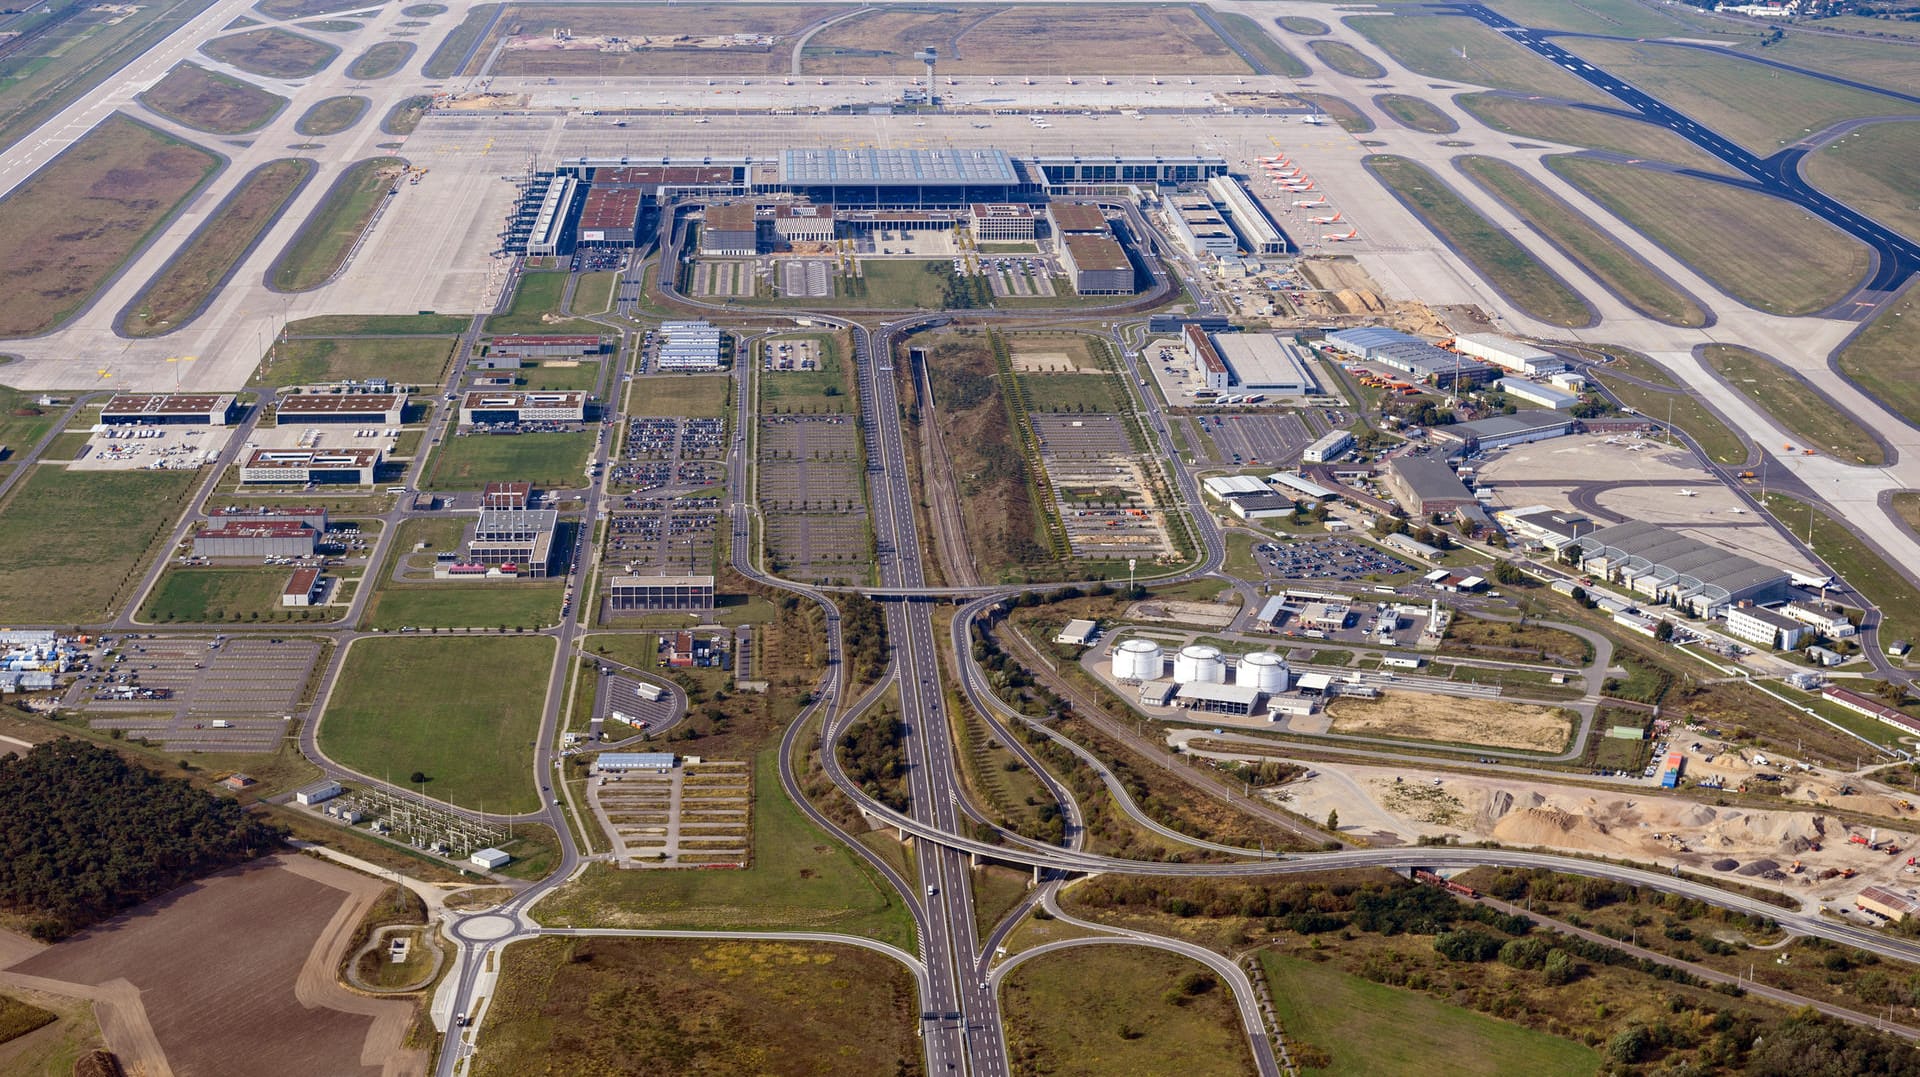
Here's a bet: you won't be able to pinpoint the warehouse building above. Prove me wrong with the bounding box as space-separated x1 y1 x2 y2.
772 203 835 245
276 393 405 425
1301 429 1354 464
1321 328 1497 388
101 393 239 426
1496 506 1597 552
1161 192 1236 258
1228 493 1295 520
1724 604 1808 650
1059 234 1133 294
459 391 588 425
1384 457 1475 515
206 506 329 531
192 521 318 558
1205 175 1288 255
969 203 1035 241
240 447 381 486
578 184 642 246
1175 681 1265 715
468 507 558 576
700 202 760 255
1498 377 1578 411
657 321 724 371
294 780 342 806
1572 521 1793 615
607 574 716 612
489 335 607 359
1183 324 1232 390
282 567 324 607
1451 333 1567 378
1214 333 1318 394
1857 885 1920 923
1429 410 1577 453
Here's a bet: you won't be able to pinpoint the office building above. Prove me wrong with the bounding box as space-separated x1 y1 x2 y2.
468 508 558 577
459 391 588 425
1301 429 1353 464
1183 324 1232 390
607 574 716 612
239 447 381 486
1724 604 1808 650
969 203 1035 241
657 320 724 371
282 567 324 607
772 203 835 245
1161 191 1236 258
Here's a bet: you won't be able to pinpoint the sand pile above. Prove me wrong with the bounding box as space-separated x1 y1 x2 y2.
1493 806 1604 846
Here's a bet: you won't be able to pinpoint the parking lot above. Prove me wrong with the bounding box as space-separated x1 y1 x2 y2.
613 417 725 493
587 758 750 867
1196 411 1317 467
778 259 833 298
77 635 320 751
1256 537 1416 582
758 416 862 511
1031 413 1134 457
605 503 717 575
762 336 821 372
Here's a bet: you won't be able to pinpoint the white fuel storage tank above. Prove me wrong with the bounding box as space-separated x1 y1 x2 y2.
1111 638 1165 682
1235 651 1290 692
1173 644 1225 684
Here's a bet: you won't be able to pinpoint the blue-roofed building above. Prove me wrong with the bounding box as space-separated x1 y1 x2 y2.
597 752 677 772
780 148 1020 206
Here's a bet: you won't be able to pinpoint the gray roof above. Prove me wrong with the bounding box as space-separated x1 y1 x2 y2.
1448 410 1575 440
1575 521 1790 605
781 148 1016 186
1387 457 1472 502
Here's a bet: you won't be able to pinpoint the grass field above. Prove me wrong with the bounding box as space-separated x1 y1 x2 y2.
0 388 62 452
1836 283 1920 427
1562 37 1916 154
1732 32 1920 98
1368 155 1592 328
484 271 602 335
1702 343 1882 464
380 93 432 134
1548 157 1871 316
121 158 312 338
1348 15 1612 103
426 431 595 489
292 94 367 135
569 270 616 315
1587 369 1745 464
1260 952 1598 1076
255 0 379 16
1297 93 1372 133
201 27 337 78
362 583 563 630
1308 39 1386 79
1761 492 1920 650
139 60 286 134
534 750 915 949
251 334 454 387
517 361 601 392
270 156 403 292
473 936 920 1077
346 39 413 79
1002 945 1252 1076
797 4 1248 76
1485 0 1730 35
401 2 445 13
1456 93 1737 175
142 566 337 622
287 312 469 335
1023 372 1121 413
1376 94 1457 134
0 0 221 157
1214 11 1308 77
629 374 730 418
1278 15 1329 34
847 258 952 309
320 635 551 811
1805 120 1920 244
0 114 217 337
1457 156 1708 327
0 467 199 622
421 2 496 76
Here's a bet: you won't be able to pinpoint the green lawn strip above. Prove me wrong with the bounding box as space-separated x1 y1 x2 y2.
1836 283 1920 427
1586 369 1745 464
627 374 731 418
1729 32 1920 100
286 312 468 335
1297 93 1372 133
1456 93 1738 175
1759 492 1920 651
1307 39 1385 78
201 27 338 79
0 467 200 622
1022 372 1120 413
346 40 414 79
270 156 404 292
139 61 287 135
516 362 602 392
484 271 602 335
1547 156 1870 317
1213 11 1309 77
1700 343 1881 464
142 567 339 623
425 431 595 489
122 159 314 338
1260 952 1598 1076
1456 156 1707 328
255 0 382 17
568 270 617 315
422 3 498 77
380 94 432 135
362 584 562 631
1561 36 1916 155
1348 14 1613 103
293 94 367 136
1366 155 1592 328
1804 120 1920 245
319 635 552 812
1278 15 1329 34
1002 944 1253 1076
1484 0 1733 35
1376 94 1457 134
850 259 952 309
250 334 456 387
532 751 916 950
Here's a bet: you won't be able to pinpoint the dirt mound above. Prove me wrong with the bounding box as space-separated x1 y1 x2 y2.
1712 858 1739 872
1492 806 1603 846
73 1052 123 1077
1737 858 1779 877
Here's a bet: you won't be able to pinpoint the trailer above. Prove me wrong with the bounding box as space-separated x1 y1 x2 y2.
1659 752 1685 789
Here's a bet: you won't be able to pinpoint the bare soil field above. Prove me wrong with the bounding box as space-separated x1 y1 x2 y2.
1326 693 1574 752
0 855 424 1077
484 3 840 76
140 60 287 134
802 3 1249 75
0 114 219 338
202 27 339 78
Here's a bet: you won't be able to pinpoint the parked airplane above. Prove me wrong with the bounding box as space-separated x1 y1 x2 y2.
1677 489 1697 497
1302 114 1328 125
1292 197 1328 207
1322 226 1358 241
1309 212 1342 224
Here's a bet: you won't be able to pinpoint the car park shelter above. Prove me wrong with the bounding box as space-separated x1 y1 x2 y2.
607 574 715 612
597 752 676 773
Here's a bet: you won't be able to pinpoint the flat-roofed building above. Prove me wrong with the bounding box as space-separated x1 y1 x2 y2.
468 507 558 577
193 521 318 558
1175 681 1265 715
488 335 607 359
1302 429 1353 464
1429 410 1577 453
524 175 578 257
275 393 405 425
781 147 1019 206
1384 457 1474 515
482 482 532 510
1498 377 1578 411
1059 234 1132 294
969 203 1035 241
1206 175 1288 254
240 447 380 486
459 391 587 425
700 202 760 254
1858 885 1920 923
578 184 642 246
1046 202 1110 236
1183 324 1231 390
607 574 716 612
1267 471 1339 503
1574 520 1792 616
772 203 835 245
1784 601 1855 638
1451 333 1566 377
1032 154 1226 190
101 393 239 426
596 752 676 772
1215 333 1318 394
1724 604 1808 650
282 567 323 607
1496 506 1597 552
206 506 329 531
1161 192 1236 258
1055 619 1098 646
1322 328 1497 388
657 320 723 372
